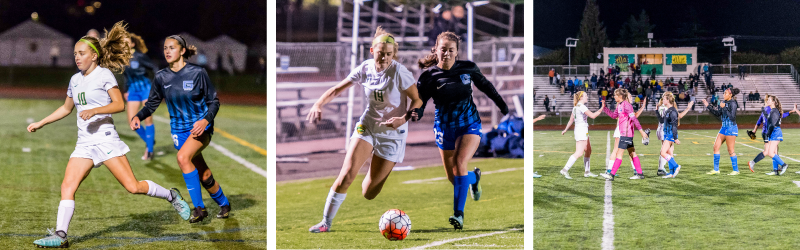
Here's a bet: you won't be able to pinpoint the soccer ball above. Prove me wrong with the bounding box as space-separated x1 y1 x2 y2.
379 209 411 241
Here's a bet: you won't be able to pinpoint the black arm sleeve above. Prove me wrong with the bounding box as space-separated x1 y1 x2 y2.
471 64 509 115
669 109 679 139
135 75 164 121
199 69 220 122
706 103 722 117
416 72 432 113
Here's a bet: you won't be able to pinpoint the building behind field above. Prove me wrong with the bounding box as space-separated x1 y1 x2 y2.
604 47 698 76
0 20 73 68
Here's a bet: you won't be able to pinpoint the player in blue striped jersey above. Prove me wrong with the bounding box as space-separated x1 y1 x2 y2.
132 35 230 223
123 33 159 160
414 31 509 230
748 94 794 173
700 88 741 175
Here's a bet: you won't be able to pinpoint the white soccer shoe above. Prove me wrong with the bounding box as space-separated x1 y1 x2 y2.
560 169 573 180
584 172 598 177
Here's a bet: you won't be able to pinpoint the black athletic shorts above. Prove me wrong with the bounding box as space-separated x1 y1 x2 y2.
618 136 634 149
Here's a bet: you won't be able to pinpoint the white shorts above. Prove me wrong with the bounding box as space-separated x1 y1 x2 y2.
613 126 620 138
351 123 406 163
657 123 665 141
574 126 589 141
70 140 130 168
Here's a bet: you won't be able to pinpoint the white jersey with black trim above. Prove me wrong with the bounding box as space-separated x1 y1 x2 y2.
67 66 121 145
346 59 415 139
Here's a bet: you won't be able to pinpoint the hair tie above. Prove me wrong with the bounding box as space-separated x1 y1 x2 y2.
79 39 99 55
372 34 395 46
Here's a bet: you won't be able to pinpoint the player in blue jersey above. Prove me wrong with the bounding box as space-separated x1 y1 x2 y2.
658 92 684 178
27 22 190 248
701 88 741 175
123 33 159 160
131 35 230 223
748 95 796 175
414 31 509 230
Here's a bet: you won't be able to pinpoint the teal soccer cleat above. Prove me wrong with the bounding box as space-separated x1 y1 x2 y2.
169 188 191 220
470 168 482 201
449 215 464 230
33 229 68 248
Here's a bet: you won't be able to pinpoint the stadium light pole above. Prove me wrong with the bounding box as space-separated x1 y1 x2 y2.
346 0 370 149
465 1 488 61
648 33 653 47
723 37 735 76
565 38 578 75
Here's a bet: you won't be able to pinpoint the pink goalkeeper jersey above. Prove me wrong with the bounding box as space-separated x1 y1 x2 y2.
603 101 642 137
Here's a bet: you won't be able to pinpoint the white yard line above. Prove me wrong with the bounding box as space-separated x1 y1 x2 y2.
602 131 615 250
404 228 521 249
152 116 266 178
402 167 524 184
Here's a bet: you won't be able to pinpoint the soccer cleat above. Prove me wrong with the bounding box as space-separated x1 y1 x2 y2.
449 215 464 230
217 204 231 218
748 161 756 173
169 188 191 220
470 168 482 201
780 164 789 175
584 172 598 177
728 171 740 176
533 172 542 178
309 220 331 233
629 174 645 180
766 171 778 176
662 174 673 178
141 151 154 160
33 229 68 248
673 166 682 178
706 170 720 175
189 206 208 223
560 169 572 180
657 169 668 176
600 173 615 181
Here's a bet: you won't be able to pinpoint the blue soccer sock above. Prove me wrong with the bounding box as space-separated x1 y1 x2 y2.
182 169 205 208
773 158 779 171
453 175 469 217
145 124 155 153
210 186 230 207
731 156 739 172
714 154 720 171
668 157 679 175
773 155 786 167
466 171 477 185
134 126 147 144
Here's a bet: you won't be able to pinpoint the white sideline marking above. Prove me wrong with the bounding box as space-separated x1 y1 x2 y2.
152 116 267 178
404 228 521 249
402 167 523 184
793 181 800 188
602 131 614 250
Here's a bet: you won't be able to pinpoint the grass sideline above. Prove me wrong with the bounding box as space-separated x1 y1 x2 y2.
0 99 266 249
534 128 800 249
277 159 524 249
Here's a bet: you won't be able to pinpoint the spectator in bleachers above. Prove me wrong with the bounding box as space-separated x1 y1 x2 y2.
748 91 754 101
615 65 621 77
584 76 590 90
549 68 555 85
568 77 575 96
625 76 631 86
755 90 761 101
551 97 557 112
591 73 598 90
644 87 653 110
600 68 605 77
544 95 550 112
739 65 745 80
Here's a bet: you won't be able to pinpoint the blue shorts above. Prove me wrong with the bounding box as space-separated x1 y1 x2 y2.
171 125 213 150
434 121 482 150
126 85 151 102
770 127 783 142
664 131 675 142
719 126 739 137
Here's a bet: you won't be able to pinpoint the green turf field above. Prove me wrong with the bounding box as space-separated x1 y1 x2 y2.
534 128 800 249
0 99 266 249
276 159 524 249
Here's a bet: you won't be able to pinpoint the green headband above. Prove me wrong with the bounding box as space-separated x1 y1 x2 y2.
372 34 395 46
79 39 99 55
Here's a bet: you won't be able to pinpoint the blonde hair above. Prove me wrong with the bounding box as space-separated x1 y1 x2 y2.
573 91 585 106
78 21 133 74
129 32 147 54
615 88 630 103
662 91 680 126
372 26 398 60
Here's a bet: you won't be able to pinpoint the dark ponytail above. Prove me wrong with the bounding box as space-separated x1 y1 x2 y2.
417 31 460 69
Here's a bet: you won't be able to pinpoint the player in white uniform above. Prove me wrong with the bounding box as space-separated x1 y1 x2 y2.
606 95 646 175
655 93 694 176
560 91 605 179
26 22 190 248
307 27 423 233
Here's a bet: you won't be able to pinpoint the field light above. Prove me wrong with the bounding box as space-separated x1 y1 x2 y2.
392 4 403 12
472 1 490 6
432 4 442 13
723 37 735 75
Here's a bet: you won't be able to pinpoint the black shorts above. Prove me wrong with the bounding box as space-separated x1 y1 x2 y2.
618 136 634 149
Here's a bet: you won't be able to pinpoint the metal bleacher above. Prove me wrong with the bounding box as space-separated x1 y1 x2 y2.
709 74 800 110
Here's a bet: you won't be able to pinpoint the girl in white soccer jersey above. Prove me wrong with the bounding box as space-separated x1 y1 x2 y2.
559 91 605 179
605 95 645 176
655 93 694 176
25 22 190 248
307 27 423 233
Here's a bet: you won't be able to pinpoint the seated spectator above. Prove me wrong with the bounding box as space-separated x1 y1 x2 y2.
748 91 754 101
755 90 761 101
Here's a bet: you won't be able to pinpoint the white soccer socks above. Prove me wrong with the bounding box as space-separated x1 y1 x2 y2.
145 180 173 201
323 189 347 225
56 200 75 234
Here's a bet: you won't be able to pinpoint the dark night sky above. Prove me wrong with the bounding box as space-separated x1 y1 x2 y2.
0 0 265 60
535 0 800 59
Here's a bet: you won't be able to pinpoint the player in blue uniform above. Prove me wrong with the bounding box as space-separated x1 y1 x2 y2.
123 33 159 160
658 92 683 178
131 35 230 223
414 31 509 230
700 88 741 175
748 95 795 173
